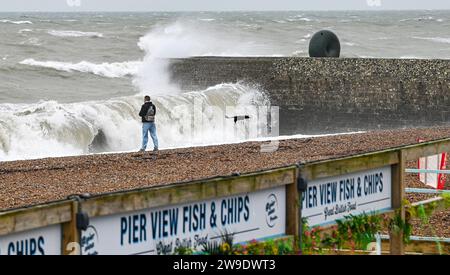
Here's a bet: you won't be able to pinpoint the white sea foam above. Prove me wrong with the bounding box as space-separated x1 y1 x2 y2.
18 29 33 34
400 56 423 59
291 50 305 56
288 15 313 22
295 39 307 43
412 36 450 44
355 55 375 58
242 24 262 31
0 83 270 161
19 58 141 78
400 16 437 22
47 30 104 38
369 36 390 41
19 38 42 46
0 19 33 24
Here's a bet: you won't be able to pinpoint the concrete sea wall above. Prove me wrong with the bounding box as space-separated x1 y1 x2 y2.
169 57 450 135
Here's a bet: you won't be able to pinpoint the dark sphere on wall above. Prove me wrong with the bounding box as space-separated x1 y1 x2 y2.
309 30 341 58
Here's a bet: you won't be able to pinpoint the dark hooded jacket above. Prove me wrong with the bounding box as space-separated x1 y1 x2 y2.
138 101 156 123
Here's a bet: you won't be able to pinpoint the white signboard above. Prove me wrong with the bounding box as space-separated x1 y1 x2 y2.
418 153 447 189
302 166 392 226
0 225 61 255
81 186 286 255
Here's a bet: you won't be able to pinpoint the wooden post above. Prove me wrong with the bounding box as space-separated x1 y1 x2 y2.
298 189 303 255
390 150 406 255
61 200 80 255
286 169 299 246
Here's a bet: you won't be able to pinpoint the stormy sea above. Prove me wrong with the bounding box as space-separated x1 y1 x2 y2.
1 10 450 160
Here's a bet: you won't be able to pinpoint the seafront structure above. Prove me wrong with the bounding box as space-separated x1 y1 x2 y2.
169 57 450 134
0 127 449 255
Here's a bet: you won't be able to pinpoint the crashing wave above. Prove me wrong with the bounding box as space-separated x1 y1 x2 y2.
0 83 270 161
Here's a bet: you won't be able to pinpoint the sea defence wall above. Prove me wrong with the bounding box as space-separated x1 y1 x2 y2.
169 57 450 135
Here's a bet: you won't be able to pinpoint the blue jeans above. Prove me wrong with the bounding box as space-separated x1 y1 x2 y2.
141 122 158 150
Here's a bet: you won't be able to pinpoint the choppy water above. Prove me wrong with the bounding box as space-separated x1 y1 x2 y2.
1 11 449 160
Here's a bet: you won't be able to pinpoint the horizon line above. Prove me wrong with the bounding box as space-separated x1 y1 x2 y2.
1 9 450 13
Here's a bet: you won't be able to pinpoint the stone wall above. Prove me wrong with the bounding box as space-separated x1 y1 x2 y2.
169 57 450 135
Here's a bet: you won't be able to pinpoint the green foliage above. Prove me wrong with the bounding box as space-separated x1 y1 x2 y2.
300 212 383 254
405 194 450 254
417 205 429 224
407 194 449 220
442 193 450 208
219 229 234 255
300 218 324 254
233 238 294 255
277 238 294 255
201 229 236 255
336 212 382 250
406 195 450 255
174 244 194 255
199 229 295 255
387 210 412 244
184 196 450 255
201 240 221 255
247 239 268 255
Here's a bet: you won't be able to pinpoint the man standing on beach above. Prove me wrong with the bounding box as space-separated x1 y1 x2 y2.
138 95 159 152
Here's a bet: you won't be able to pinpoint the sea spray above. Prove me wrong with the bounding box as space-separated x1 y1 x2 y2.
132 20 268 95
0 83 270 161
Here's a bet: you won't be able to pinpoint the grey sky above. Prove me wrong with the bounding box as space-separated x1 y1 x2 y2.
1 0 450 12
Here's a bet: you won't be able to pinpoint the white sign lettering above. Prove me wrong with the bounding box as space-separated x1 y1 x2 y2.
0 225 61 255
81 186 286 255
302 166 392 226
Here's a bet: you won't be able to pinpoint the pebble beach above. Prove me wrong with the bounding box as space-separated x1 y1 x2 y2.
1 127 449 211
